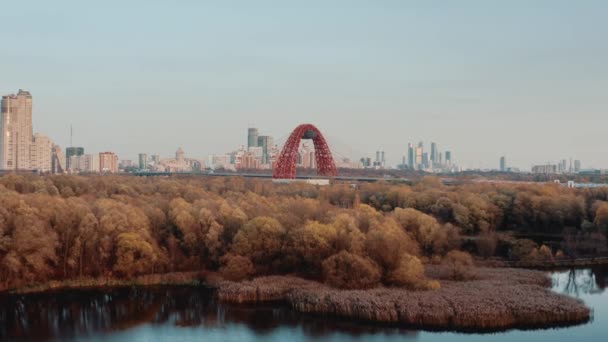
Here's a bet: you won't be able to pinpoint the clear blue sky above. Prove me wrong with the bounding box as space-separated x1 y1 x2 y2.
1 0 607 169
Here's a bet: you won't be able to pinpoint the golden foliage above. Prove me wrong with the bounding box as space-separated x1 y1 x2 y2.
219 254 255 281
322 251 381 289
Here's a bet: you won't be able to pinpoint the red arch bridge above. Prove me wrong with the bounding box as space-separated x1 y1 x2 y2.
272 123 338 179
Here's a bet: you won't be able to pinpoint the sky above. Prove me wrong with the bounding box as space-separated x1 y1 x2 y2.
1 0 607 170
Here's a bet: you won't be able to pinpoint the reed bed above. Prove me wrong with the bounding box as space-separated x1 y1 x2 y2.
215 267 590 331
9 271 205 294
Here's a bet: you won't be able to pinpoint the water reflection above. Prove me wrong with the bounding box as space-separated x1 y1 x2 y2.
1 266 607 341
552 265 607 296
0 286 419 340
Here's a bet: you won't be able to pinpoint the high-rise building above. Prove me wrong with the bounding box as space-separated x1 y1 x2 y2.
99 152 119 173
151 154 160 163
257 135 274 164
407 143 414 168
574 160 581 172
0 89 33 170
373 150 385 167
176 147 185 163
500 156 506 172
30 133 53 172
247 128 259 149
422 152 429 168
66 147 84 170
558 159 568 173
138 153 148 170
430 142 437 164
415 146 423 169
445 151 452 165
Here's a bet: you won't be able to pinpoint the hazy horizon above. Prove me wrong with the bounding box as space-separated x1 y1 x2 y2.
1 1 606 170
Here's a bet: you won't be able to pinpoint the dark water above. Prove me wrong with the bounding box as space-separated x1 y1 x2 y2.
1 266 606 342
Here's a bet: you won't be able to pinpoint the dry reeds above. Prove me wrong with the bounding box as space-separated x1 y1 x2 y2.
216 267 590 331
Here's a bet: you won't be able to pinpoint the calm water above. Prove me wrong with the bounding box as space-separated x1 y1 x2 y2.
1 266 606 342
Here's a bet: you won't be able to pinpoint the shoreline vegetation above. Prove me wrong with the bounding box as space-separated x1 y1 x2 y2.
3 266 591 332
214 266 591 331
5 271 206 295
1 174 605 331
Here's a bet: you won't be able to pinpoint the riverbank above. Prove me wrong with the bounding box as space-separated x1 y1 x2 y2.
4 272 206 294
2 267 591 332
477 257 608 269
213 267 591 332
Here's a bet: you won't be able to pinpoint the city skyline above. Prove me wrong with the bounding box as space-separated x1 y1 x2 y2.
0 88 596 173
2 1 607 169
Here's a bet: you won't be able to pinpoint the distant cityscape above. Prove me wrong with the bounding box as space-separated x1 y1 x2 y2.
0 89 601 175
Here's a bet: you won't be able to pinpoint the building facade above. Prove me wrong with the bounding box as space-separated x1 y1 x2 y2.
247 128 259 149
70 154 99 173
0 89 33 170
407 143 414 168
99 152 118 173
257 135 273 164
66 147 84 170
532 164 557 174
138 153 148 170
30 133 53 172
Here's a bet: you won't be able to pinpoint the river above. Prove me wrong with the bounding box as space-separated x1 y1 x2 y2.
1 266 606 341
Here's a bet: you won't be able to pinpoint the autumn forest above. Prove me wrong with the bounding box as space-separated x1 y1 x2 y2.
1 174 607 292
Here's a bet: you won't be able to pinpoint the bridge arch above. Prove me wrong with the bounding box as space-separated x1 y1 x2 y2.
273 124 338 179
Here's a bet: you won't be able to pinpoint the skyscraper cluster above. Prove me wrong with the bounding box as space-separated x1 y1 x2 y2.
0 89 119 173
248 128 274 165
531 158 582 175
405 141 455 172
209 127 279 171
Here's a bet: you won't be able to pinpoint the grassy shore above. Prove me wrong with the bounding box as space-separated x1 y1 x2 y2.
213 267 591 332
5 272 206 294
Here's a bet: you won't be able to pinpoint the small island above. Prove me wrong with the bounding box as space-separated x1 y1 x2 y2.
213 266 590 331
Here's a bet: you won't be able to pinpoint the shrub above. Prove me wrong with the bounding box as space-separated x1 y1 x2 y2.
322 251 381 289
282 220 337 275
365 219 419 269
393 208 444 255
219 254 255 281
511 239 538 261
526 244 554 264
232 217 285 269
387 253 440 290
444 250 474 280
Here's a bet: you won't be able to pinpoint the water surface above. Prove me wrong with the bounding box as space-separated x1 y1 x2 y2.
1 266 606 341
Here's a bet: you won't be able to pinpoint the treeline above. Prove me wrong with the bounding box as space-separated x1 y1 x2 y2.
0 174 607 291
